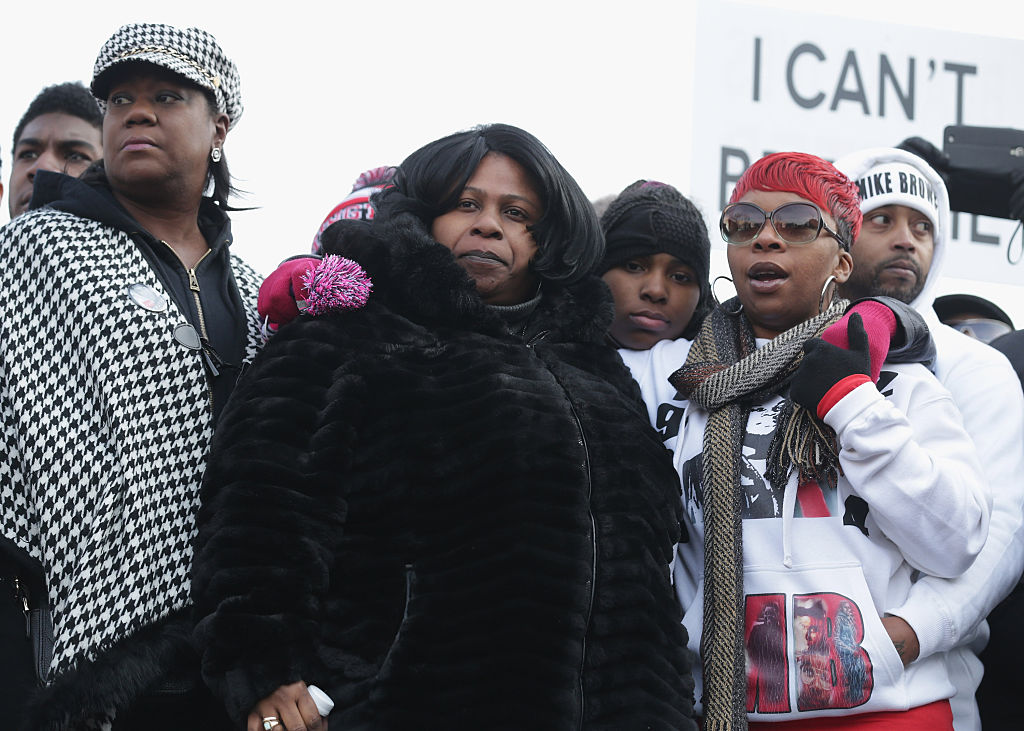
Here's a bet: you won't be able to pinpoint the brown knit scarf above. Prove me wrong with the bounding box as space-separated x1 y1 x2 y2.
669 296 848 730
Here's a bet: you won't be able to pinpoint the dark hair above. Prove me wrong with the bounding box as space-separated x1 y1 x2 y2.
377 123 603 284
12 82 102 154
94 62 245 209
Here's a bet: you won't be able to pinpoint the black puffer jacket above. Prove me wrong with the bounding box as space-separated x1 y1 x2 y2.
192 215 696 729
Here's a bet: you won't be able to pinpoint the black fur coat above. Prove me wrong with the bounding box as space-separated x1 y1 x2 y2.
192 215 696 729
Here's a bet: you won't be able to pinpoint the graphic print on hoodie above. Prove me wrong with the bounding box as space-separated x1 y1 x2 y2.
680 389 884 715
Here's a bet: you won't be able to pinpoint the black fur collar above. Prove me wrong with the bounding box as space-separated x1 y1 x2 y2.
319 214 613 344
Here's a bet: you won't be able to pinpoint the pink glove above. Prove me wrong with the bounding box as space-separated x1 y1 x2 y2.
821 300 897 383
257 255 321 333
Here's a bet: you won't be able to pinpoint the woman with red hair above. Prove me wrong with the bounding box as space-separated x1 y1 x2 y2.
620 152 988 730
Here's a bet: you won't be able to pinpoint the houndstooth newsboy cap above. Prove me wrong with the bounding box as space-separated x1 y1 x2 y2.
91 23 243 128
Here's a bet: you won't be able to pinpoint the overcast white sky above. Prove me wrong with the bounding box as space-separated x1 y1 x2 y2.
4 0 1024 323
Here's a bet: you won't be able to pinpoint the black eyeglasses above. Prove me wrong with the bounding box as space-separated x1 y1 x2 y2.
720 201 848 249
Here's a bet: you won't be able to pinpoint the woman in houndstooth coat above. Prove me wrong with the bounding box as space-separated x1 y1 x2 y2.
0 22 263 730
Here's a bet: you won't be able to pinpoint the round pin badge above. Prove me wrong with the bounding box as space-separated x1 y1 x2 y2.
127 283 168 312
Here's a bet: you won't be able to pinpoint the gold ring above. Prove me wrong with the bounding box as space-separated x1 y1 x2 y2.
262 718 281 731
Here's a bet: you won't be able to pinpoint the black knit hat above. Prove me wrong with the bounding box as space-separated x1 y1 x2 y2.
599 180 713 337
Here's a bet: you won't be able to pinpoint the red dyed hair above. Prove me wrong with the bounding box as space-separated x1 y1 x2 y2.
729 152 862 247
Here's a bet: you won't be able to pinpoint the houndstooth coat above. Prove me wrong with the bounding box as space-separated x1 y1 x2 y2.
0 174 263 728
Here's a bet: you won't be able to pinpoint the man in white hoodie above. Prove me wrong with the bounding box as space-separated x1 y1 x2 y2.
834 147 1024 731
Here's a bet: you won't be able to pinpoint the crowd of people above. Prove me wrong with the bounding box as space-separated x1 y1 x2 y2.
1 19 1022 731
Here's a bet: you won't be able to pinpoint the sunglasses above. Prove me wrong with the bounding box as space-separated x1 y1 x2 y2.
948 318 1013 344
720 201 848 249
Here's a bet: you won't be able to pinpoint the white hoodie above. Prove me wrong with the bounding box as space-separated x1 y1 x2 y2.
833 147 1024 731
620 333 990 722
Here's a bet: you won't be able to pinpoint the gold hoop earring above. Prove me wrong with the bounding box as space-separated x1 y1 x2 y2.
819 275 837 314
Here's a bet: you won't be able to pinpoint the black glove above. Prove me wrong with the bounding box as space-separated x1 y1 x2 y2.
791 313 872 417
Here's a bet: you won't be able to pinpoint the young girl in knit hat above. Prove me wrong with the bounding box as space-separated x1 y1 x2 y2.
598 180 713 351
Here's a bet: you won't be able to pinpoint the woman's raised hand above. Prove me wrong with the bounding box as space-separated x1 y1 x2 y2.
792 313 873 419
820 299 898 383
248 681 327 731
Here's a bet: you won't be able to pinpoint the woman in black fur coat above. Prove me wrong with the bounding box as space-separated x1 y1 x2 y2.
192 124 696 731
